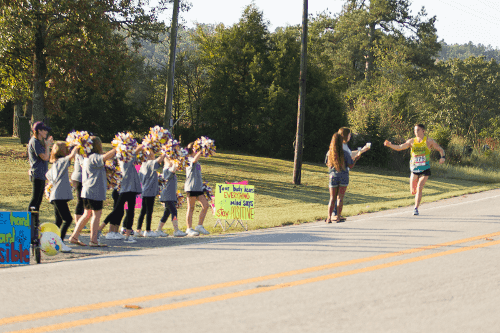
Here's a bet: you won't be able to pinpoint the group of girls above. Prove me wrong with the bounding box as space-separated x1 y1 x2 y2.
325 127 370 223
27 122 212 251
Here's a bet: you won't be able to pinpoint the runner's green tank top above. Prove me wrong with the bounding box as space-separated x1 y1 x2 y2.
410 136 431 172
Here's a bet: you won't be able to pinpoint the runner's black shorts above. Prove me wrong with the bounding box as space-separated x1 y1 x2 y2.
412 169 431 177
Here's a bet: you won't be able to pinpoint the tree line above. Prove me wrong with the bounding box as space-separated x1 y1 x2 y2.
1 0 499 166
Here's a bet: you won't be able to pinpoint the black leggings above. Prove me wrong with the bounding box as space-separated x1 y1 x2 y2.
160 201 177 223
28 178 45 212
74 181 84 216
52 200 73 240
103 189 125 226
137 196 156 231
103 192 137 229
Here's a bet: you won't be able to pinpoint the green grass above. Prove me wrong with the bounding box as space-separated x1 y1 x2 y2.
1 136 499 235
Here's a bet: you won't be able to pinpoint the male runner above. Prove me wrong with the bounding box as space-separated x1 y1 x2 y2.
384 124 445 215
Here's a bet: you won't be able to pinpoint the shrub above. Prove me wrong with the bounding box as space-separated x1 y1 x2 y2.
430 124 452 150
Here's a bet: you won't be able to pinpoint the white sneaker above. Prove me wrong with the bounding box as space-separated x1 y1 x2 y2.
185 228 199 237
195 225 210 235
124 236 137 243
136 230 143 237
173 230 187 237
143 230 158 237
61 242 72 253
156 230 168 237
105 232 119 240
114 232 125 240
120 227 126 235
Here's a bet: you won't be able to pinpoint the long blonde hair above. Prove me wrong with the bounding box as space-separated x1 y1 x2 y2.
327 133 345 172
50 142 69 163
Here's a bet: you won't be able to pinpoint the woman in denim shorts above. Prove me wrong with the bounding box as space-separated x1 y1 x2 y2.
325 133 357 223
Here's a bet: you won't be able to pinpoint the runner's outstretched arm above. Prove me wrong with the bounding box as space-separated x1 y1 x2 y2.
384 139 412 151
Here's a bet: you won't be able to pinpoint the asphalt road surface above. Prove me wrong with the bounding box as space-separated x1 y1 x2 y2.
1 189 500 333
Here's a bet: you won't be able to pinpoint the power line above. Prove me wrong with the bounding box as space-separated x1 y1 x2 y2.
438 0 500 26
476 0 500 11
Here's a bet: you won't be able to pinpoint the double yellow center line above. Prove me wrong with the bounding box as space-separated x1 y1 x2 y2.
2 232 500 333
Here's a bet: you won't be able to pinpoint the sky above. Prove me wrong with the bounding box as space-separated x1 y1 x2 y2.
164 0 500 49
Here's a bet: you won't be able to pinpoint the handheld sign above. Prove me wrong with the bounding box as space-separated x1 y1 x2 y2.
214 183 255 220
0 212 31 265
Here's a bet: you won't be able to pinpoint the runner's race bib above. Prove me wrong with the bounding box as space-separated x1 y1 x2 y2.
414 154 426 166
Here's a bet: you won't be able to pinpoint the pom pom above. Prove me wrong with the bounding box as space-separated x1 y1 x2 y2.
143 126 172 155
135 149 148 165
157 172 168 196
141 136 154 154
151 125 172 145
176 191 185 209
44 182 53 200
193 136 216 157
173 156 187 171
161 138 180 156
105 158 122 190
162 139 188 171
66 130 93 157
202 182 213 200
112 132 138 163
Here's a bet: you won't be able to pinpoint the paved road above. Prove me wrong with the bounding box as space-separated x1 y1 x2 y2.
1 189 500 333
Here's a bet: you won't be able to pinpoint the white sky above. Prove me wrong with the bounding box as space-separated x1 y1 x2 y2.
164 0 500 49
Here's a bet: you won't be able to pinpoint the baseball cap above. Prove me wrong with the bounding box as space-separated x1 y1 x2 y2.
33 121 51 132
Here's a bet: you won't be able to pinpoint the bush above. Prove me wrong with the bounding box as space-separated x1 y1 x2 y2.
430 124 452 150
350 112 391 168
443 136 500 169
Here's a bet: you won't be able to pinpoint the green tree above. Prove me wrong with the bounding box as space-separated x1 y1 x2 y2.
322 0 440 84
347 42 431 141
49 49 158 140
305 1 441 156
439 41 500 62
0 0 169 125
193 4 272 151
427 56 500 145
181 7 347 161
267 26 348 161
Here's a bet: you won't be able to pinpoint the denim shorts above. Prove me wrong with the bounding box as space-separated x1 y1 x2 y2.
329 172 349 188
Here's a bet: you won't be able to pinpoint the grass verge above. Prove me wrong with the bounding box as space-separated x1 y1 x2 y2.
1 136 499 235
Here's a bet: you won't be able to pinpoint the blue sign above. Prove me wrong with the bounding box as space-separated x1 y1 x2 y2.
0 212 31 265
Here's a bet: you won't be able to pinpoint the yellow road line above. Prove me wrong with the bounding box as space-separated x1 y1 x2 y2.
7 238 500 333
1 232 499 327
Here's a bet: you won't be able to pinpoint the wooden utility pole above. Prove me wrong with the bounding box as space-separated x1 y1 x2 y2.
163 0 180 129
293 0 308 185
